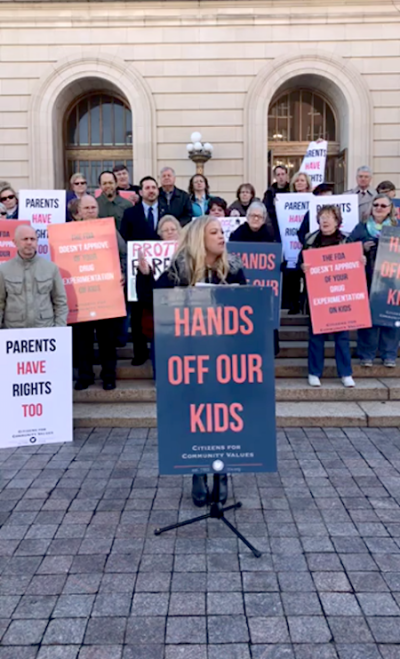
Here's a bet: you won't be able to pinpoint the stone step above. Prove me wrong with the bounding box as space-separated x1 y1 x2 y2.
74 378 389 403
101 359 400 381
278 326 359 342
74 400 400 428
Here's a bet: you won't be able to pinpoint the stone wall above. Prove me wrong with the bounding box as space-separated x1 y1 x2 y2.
0 0 398 199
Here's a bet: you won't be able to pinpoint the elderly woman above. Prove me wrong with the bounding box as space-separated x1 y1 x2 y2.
66 173 88 220
347 193 400 367
301 205 355 388
0 186 18 219
230 200 281 355
157 214 181 241
229 200 280 243
228 184 257 217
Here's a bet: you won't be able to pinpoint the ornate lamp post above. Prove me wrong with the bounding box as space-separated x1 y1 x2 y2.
186 132 213 174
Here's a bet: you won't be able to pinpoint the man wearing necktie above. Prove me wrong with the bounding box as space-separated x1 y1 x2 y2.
120 176 163 365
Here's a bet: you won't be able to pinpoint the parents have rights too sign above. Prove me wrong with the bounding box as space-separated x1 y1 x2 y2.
154 286 277 476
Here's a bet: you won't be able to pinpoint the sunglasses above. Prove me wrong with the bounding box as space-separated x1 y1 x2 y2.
74 181 86 185
0 194 15 202
373 203 391 209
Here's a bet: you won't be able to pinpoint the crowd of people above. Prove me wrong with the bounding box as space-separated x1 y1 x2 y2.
0 164 399 397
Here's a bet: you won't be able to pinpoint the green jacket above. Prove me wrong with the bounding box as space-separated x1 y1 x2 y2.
0 254 68 329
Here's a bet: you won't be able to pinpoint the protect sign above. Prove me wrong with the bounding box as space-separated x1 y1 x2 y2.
0 327 72 448
304 242 371 334
227 242 282 328
48 218 126 323
18 190 66 260
154 286 277 475
127 240 178 302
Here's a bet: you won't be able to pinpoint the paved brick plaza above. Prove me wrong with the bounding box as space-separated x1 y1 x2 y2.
0 427 400 658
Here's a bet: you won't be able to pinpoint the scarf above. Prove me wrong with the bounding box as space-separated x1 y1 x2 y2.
366 216 392 239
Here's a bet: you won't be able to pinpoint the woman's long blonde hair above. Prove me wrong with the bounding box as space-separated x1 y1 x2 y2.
172 216 230 285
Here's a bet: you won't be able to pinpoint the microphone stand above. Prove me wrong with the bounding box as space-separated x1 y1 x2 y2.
154 473 262 558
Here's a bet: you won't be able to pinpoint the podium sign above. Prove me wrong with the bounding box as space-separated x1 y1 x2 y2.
154 286 277 475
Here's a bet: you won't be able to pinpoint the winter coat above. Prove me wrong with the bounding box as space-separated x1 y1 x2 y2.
0 253 68 329
229 220 280 244
158 187 193 227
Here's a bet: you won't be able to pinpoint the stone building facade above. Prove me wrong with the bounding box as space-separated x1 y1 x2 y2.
0 0 398 200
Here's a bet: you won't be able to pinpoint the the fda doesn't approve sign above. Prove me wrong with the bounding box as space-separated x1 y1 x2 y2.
0 327 72 448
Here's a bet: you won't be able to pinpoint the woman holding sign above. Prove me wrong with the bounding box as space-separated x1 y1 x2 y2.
138 215 246 508
347 194 400 367
301 205 355 388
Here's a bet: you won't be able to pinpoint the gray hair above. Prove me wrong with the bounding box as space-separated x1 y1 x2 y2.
357 166 372 176
160 167 175 176
157 214 181 237
246 201 267 221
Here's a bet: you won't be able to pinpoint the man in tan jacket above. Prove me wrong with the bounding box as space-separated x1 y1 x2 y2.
0 224 68 329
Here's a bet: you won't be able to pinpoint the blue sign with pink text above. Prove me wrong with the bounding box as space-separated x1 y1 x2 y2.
154 286 277 475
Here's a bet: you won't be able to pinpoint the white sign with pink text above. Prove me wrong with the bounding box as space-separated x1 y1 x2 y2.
18 190 66 260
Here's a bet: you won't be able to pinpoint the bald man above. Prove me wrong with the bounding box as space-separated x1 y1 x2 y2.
0 224 68 329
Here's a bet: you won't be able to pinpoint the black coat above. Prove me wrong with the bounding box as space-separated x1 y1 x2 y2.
120 202 160 242
262 182 290 241
137 253 246 308
229 221 279 244
158 187 193 227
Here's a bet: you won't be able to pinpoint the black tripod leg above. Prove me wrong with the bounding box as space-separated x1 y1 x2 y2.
221 515 262 558
154 511 211 536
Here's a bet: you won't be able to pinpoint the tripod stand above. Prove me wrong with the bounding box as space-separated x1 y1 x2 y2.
154 473 262 558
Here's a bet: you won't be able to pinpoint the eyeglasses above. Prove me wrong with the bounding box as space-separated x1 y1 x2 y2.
0 194 15 202
373 203 391 209
249 214 264 220
74 181 86 186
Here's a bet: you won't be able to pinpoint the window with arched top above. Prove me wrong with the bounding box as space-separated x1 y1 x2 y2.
268 90 345 191
64 92 133 191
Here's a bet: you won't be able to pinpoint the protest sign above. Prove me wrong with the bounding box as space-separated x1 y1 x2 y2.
227 242 282 328
127 240 178 302
18 190 66 260
304 242 371 334
300 140 328 189
48 218 126 324
275 193 312 268
154 286 277 475
0 220 30 263
0 327 72 448
370 225 400 327
309 194 359 236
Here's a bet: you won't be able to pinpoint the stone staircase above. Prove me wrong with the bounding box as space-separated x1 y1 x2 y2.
73 312 400 428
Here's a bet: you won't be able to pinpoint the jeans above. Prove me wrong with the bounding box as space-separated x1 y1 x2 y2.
357 325 400 362
308 327 352 378
74 319 117 383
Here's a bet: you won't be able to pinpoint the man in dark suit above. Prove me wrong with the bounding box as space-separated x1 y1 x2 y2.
120 176 162 366
120 176 161 242
159 167 193 226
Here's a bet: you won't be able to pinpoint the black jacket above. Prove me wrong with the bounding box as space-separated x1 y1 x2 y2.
137 252 246 308
262 182 289 243
120 202 160 242
229 221 279 244
346 221 378 291
158 187 193 227
117 184 140 194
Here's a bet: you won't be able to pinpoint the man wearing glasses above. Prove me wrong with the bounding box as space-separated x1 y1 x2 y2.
0 186 18 219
